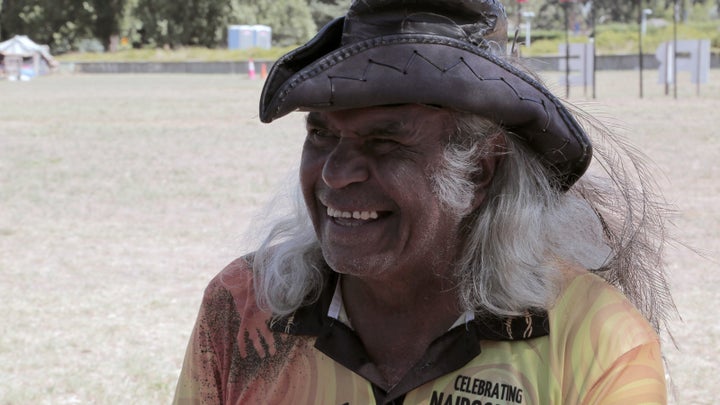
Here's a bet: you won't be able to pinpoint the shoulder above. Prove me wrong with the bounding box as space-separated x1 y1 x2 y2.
175 257 308 403
548 265 660 365
550 266 658 340
197 256 272 339
543 265 667 403
203 256 255 301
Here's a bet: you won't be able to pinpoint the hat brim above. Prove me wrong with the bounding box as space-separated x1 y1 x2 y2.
259 19 591 189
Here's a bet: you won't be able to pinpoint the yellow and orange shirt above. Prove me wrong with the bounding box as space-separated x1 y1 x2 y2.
174 258 666 404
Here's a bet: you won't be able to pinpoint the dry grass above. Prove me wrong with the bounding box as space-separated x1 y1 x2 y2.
0 70 717 404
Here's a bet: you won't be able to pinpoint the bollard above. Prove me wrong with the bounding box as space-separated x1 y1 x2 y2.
248 58 256 80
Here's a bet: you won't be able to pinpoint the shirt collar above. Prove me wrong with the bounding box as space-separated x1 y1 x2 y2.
268 269 550 403
326 276 476 331
270 269 549 341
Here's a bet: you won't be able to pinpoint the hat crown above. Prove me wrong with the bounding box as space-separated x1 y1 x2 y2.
342 0 508 54
259 0 591 189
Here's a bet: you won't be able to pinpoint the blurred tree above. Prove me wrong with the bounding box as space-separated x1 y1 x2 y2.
0 0 95 52
173 0 230 46
132 0 315 48
0 0 5 40
225 0 316 46
534 0 639 30
1 0 715 52
0 0 128 50
132 0 173 47
228 0 259 27
592 0 641 23
92 0 127 50
257 0 316 46
308 0 351 28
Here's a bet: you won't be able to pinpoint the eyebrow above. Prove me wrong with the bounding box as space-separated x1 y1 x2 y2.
305 112 407 138
305 112 326 128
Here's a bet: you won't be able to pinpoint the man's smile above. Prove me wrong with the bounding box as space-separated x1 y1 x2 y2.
301 105 461 276
326 206 380 221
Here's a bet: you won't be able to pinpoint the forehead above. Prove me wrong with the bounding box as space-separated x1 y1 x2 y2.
306 105 452 135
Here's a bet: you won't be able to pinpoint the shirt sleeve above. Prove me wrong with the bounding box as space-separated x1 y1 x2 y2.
173 293 224 405
550 271 668 404
172 258 266 404
582 342 667 405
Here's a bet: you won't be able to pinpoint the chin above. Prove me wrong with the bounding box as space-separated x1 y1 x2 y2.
322 251 394 279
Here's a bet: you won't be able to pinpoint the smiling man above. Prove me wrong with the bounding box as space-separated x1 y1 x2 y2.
173 1 674 404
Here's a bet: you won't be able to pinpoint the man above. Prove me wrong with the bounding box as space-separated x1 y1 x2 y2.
174 0 673 403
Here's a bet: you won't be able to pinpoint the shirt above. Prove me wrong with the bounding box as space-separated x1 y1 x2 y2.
173 258 666 404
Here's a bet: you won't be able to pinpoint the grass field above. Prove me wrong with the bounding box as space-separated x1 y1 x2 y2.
1 70 718 404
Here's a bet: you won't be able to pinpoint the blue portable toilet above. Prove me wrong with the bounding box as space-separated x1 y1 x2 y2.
252 25 272 49
228 25 254 49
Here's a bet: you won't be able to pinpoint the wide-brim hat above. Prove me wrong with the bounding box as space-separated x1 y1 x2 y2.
259 0 592 189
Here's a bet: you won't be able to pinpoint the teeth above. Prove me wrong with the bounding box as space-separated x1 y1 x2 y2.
327 207 379 220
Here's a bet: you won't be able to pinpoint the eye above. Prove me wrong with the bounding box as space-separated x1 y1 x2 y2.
372 137 398 145
306 128 338 146
368 137 401 154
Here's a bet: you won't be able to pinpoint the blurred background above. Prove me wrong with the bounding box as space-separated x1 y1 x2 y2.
1 0 718 404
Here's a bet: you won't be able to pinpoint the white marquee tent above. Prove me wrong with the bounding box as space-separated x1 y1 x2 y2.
0 35 58 80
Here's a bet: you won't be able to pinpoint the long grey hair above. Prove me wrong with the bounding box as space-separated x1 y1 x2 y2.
251 109 673 332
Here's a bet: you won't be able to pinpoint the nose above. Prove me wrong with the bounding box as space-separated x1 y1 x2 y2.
321 139 369 189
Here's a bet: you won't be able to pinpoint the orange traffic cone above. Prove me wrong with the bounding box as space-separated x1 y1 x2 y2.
260 63 268 79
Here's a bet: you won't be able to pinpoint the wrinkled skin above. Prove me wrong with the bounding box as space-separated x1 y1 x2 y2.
300 104 501 387
300 105 469 284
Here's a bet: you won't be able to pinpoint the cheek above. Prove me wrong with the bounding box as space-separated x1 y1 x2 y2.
387 160 439 199
299 149 324 218
391 165 446 224
300 145 324 186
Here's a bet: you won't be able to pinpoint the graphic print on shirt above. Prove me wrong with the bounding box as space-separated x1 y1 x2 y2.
200 286 300 388
427 374 526 405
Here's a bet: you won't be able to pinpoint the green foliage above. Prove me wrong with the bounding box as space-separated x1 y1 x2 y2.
592 20 720 54
0 0 127 51
253 0 317 47
92 0 126 49
531 0 637 30
522 19 720 56
55 45 297 61
517 0 719 33
1 0 717 55
0 0 95 52
522 29 566 42
593 25 645 54
132 0 232 48
131 0 316 49
131 0 172 47
308 0 351 28
594 0 641 23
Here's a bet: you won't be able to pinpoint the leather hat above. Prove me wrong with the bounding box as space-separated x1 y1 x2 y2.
259 0 592 189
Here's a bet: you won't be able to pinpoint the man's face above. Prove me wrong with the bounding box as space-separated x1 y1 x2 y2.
300 105 470 281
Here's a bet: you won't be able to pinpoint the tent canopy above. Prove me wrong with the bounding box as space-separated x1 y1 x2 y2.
0 35 55 63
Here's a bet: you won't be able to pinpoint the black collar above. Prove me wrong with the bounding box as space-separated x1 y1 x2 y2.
270 270 549 404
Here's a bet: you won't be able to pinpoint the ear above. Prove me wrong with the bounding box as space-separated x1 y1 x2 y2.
470 133 506 210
